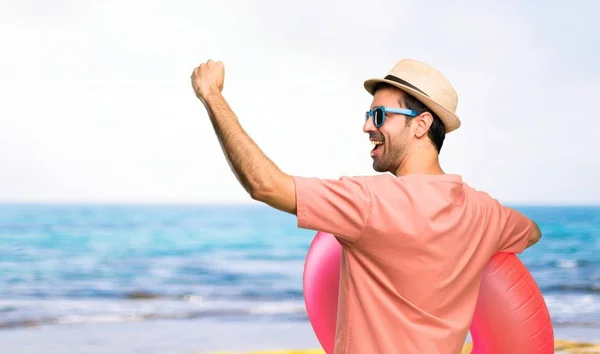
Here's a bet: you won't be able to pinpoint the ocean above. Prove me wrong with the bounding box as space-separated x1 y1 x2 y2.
0 204 599 352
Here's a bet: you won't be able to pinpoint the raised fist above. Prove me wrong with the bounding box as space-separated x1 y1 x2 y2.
191 59 224 103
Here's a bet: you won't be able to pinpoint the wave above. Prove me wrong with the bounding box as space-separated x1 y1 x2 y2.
0 298 308 330
524 258 600 270
552 319 600 328
541 285 600 294
0 309 310 330
120 285 600 299
2 291 600 332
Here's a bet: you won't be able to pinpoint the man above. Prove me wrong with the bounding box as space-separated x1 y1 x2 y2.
191 58 542 354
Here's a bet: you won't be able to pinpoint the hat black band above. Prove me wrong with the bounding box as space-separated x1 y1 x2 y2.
384 75 429 97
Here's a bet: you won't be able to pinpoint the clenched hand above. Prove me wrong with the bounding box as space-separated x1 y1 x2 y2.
191 59 225 105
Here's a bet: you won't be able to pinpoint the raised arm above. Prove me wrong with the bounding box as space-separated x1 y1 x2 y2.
191 60 297 214
190 60 372 246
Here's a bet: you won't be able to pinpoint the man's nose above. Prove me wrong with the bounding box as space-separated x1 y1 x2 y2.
363 115 376 133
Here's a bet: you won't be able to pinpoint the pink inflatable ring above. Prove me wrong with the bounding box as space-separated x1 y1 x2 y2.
303 231 554 354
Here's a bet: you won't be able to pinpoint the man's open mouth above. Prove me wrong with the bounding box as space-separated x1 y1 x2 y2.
371 140 384 153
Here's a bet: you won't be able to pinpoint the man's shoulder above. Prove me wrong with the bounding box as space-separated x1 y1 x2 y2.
337 174 405 190
338 173 397 182
458 183 512 213
339 173 467 188
460 182 498 201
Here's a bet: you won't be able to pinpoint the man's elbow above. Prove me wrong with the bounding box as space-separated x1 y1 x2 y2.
248 174 297 215
248 177 276 202
249 184 269 202
526 221 542 248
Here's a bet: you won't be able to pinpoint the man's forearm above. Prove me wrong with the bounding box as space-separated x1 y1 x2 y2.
202 92 283 197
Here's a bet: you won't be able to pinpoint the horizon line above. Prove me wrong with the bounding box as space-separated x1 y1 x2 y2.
1 201 599 208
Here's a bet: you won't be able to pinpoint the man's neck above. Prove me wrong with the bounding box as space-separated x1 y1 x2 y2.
394 148 444 177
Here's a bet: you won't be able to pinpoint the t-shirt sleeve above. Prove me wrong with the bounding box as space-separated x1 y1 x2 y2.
496 205 534 254
293 176 372 246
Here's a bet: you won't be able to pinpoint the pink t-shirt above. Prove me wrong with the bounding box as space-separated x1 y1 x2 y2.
293 173 533 354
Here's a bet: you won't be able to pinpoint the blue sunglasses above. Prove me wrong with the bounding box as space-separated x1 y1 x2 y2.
365 106 417 128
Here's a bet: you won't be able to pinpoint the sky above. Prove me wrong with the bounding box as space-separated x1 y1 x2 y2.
0 0 598 205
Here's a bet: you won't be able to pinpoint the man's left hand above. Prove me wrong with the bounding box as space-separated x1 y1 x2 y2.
191 59 225 105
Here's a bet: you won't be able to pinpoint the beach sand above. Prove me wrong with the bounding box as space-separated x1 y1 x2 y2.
0 317 597 354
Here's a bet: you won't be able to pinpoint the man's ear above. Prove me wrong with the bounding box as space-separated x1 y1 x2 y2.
414 112 433 138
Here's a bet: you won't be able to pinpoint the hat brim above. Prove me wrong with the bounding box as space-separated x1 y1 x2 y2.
364 78 461 133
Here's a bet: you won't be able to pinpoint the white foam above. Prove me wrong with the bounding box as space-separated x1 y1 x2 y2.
0 297 308 329
248 302 306 315
544 294 600 324
55 314 146 325
557 259 578 268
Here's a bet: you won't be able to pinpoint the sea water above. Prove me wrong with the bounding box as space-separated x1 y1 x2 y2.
0 204 598 331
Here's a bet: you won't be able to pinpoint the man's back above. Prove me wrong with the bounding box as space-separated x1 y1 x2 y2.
294 173 534 354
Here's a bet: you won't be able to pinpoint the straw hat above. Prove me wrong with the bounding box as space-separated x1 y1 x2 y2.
363 59 461 133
